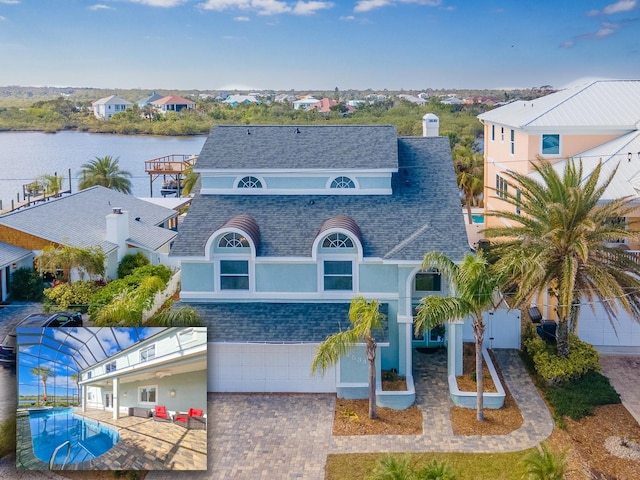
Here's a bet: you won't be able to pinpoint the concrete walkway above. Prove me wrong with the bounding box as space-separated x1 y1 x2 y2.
600 355 640 425
147 348 554 480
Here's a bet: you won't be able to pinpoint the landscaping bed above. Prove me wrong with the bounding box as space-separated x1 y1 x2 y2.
333 398 422 435
456 342 496 392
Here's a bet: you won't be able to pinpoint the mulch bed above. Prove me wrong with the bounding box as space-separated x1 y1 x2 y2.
450 349 523 435
333 398 422 435
456 343 497 393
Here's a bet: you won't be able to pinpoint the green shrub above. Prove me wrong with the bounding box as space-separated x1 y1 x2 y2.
546 370 620 421
8 267 44 301
524 334 600 385
117 252 149 279
43 280 99 313
521 443 567 480
369 454 457 480
88 264 172 320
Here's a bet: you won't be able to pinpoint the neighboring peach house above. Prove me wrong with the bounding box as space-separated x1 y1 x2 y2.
92 95 133 120
307 98 356 114
151 95 196 113
477 79 640 349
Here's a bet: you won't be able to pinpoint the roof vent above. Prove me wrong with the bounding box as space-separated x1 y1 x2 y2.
295 127 301 134
247 129 251 135
112 207 122 214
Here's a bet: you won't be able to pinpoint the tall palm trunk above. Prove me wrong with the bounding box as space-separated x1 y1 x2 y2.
465 192 474 225
366 335 377 420
473 317 485 421
556 320 569 358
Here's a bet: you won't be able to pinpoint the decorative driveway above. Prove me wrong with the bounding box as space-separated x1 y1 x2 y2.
600 354 640 425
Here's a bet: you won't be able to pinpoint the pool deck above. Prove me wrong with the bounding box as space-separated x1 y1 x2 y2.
16 409 207 471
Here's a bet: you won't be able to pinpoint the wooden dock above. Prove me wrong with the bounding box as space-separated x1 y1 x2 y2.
145 154 197 197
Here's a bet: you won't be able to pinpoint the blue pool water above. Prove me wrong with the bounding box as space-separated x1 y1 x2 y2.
28 408 119 465
471 214 485 224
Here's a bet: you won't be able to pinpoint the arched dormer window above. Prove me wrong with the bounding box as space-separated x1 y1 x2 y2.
322 233 354 248
330 176 355 189
237 176 263 189
218 232 250 248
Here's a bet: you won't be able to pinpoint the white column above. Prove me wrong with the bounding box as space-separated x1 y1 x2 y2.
112 378 119 420
447 320 464 376
81 385 86 413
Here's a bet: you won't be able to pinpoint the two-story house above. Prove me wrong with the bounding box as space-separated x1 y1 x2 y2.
478 79 640 348
79 327 207 420
169 118 471 407
92 95 133 120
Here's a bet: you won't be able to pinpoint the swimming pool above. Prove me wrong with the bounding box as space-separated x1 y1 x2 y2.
471 214 484 224
28 408 119 466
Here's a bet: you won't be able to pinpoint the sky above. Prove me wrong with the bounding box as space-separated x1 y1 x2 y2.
0 0 639 91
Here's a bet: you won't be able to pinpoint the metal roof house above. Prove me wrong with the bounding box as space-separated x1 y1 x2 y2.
478 79 640 349
170 119 471 406
0 186 179 279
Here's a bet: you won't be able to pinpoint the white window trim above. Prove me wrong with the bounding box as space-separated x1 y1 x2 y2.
540 133 561 157
491 124 495 142
234 175 266 189
204 228 257 261
138 384 158 405
325 176 360 190
311 228 363 261
318 255 358 294
216 256 255 293
140 344 156 363
510 129 515 156
500 127 504 143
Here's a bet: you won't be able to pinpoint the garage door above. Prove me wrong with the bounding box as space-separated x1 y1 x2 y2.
208 342 336 393
578 301 640 347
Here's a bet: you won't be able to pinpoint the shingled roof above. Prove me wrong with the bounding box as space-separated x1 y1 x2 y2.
0 186 178 253
195 125 399 170
184 302 389 343
171 135 469 262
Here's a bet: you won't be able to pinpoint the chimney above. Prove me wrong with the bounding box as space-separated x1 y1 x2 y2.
106 208 129 261
422 113 439 137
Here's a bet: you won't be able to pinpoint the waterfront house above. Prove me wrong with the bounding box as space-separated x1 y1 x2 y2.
292 95 319 110
0 186 179 279
151 95 196 114
478 79 640 349
169 118 472 405
223 95 261 107
92 95 133 120
137 91 164 108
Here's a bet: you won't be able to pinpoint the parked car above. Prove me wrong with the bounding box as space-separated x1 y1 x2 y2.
0 312 83 363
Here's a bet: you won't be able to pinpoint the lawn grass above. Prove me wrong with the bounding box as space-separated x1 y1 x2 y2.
326 450 534 480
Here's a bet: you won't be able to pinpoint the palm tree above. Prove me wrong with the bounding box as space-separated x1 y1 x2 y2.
180 163 199 197
415 251 501 421
484 158 640 358
311 296 386 419
31 367 54 404
36 245 105 282
70 372 80 405
78 155 132 194
453 145 484 224
37 173 64 197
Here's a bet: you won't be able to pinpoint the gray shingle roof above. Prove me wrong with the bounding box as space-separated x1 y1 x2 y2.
0 186 178 253
195 125 399 170
0 241 32 267
182 302 389 343
171 135 469 262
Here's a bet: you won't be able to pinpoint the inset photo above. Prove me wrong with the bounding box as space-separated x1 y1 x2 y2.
16 326 207 471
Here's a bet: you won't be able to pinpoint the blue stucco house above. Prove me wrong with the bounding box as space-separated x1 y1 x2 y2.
169 117 470 407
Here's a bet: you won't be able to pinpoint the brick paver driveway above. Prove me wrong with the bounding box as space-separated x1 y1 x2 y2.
601 354 640 425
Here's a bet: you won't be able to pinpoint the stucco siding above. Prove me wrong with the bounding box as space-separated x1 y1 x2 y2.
359 264 398 292
255 263 317 292
181 262 215 292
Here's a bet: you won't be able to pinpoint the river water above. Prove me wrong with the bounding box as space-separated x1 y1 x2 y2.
0 131 206 209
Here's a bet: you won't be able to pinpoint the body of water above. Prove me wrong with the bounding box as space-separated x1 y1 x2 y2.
0 131 206 209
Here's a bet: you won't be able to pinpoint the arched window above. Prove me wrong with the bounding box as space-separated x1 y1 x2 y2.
330 176 355 189
237 176 263 188
218 232 250 248
322 233 354 248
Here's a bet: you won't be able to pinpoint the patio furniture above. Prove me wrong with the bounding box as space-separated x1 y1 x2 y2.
174 408 206 430
153 405 172 422
529 306 557 342
128 407 151 418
